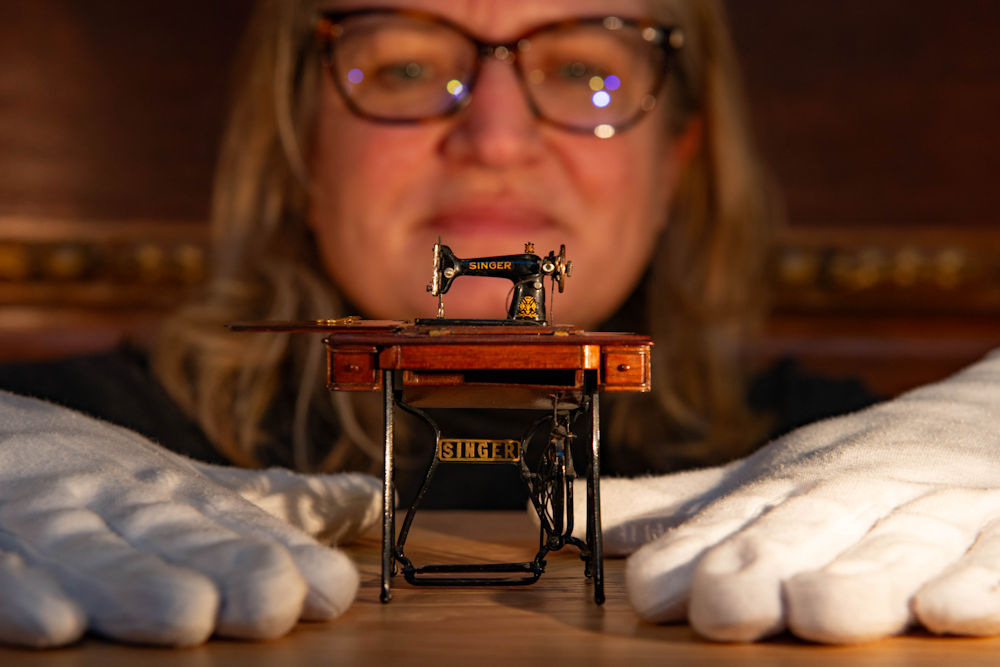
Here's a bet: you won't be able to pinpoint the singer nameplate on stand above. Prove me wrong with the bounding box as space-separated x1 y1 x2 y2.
230 241 653 604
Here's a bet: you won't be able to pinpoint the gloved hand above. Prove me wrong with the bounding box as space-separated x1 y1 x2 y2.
0 390 381 648
589 348 1000 644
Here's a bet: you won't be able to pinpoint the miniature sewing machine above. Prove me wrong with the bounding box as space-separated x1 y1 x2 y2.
426 240 571 322
232 241 652 604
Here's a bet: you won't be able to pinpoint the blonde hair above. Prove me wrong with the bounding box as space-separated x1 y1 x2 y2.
153 0 775 473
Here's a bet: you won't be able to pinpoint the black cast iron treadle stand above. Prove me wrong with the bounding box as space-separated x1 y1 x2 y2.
379 369 605 604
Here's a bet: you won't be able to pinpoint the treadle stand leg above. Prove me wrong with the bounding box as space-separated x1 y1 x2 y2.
381 370 395 603
588 389 605 604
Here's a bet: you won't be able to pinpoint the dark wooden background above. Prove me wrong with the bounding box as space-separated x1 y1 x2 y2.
1 0 998 396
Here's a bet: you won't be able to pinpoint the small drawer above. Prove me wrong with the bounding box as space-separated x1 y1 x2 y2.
328 346 381 390
600 345 650 392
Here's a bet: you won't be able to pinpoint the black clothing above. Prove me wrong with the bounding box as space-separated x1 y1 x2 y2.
0 347 879 509
748 357 881 439
0 348 225 465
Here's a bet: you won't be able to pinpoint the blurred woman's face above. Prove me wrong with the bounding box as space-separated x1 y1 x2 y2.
309 0 690 328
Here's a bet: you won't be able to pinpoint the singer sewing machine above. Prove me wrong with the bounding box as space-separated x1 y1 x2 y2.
426 240 571 323
231 241 652 604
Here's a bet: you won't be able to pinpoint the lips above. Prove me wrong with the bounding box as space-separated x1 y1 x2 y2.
426 202 560 238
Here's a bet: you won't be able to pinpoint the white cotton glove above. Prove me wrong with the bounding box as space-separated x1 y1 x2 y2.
585 348 1000 644
0 390 381 648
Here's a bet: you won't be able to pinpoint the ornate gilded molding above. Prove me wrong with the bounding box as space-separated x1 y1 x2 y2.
769 226 1000 313
1 218 997 315
0 217 207 308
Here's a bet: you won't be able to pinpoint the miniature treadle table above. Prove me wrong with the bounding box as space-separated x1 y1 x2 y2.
231 241 653 604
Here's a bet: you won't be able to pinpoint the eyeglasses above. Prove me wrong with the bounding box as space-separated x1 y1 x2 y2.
315 9 683 138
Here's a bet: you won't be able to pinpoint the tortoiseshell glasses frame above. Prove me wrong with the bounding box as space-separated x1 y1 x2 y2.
315 8 683 137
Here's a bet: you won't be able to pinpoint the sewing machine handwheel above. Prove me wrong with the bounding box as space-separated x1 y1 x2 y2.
555 244 571 293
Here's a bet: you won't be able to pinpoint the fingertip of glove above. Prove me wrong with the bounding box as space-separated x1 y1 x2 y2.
687 540 786 642
624 546 689 623
269 472 382 546
0 583 86 648
784 571 906 644
329 474 383 545
0 554 83 647
914 567 1000 636
213 541 307 640
290 544 359 621
97 569 219 647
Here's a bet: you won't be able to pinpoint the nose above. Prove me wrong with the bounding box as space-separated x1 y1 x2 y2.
439 56 544 167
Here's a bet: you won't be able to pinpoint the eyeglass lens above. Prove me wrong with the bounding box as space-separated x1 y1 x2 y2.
323 12 671 136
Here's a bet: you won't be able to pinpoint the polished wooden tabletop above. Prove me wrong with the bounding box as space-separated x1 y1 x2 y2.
4 511 1000 665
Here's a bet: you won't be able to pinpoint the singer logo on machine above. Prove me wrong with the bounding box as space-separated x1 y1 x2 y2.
438 439 521 462
467 261 512 270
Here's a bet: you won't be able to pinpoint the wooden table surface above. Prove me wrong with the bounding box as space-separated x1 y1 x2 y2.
4 511 1000 665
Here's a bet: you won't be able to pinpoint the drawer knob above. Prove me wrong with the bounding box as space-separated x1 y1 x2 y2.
616 363 631 372
345 364 361 372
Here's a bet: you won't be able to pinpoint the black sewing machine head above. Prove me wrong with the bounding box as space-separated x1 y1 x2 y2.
424 240 572 325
